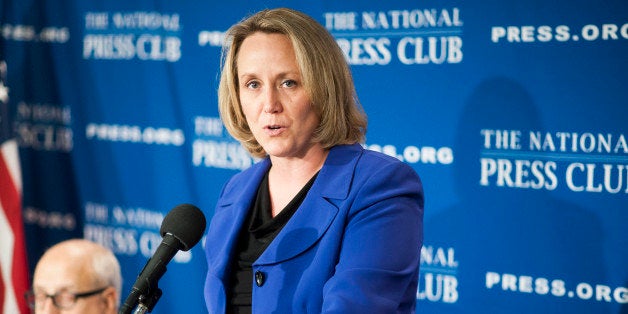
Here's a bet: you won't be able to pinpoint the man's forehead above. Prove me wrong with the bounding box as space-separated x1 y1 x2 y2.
33 283 73 293
34 257 92 290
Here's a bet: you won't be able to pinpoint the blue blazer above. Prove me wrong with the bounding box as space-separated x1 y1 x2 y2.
204 144 424 313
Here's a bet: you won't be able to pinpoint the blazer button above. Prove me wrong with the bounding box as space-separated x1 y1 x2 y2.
255 271 265 287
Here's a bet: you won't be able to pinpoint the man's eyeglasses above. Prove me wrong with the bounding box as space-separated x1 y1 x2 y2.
24 287 108 310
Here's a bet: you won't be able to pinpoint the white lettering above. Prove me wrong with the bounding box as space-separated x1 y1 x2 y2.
397 36 462 65
83 34 181 62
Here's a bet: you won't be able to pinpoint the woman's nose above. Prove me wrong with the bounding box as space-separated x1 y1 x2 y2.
262 87 282 113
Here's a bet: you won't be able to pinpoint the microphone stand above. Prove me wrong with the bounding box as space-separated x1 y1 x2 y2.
132 286 163 314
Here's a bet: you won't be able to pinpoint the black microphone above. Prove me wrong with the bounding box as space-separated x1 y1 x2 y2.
119 204 206 314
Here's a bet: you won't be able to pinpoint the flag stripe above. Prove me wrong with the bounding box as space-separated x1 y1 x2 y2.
0 140 28 314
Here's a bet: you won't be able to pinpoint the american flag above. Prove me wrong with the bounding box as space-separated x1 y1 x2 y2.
0 60 29 314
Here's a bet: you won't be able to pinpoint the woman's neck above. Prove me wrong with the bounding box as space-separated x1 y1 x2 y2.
266 147 329 217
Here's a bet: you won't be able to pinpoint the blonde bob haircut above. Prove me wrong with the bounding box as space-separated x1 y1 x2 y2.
218 7 367 158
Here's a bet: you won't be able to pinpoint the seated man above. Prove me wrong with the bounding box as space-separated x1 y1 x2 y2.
27 239 121 314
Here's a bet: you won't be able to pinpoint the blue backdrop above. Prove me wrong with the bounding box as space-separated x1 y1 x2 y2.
2 0 627 313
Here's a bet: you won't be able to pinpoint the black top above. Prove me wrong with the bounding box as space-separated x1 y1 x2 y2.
226 171 318 314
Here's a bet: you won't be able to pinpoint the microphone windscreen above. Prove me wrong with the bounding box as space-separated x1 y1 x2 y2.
159 204 206 251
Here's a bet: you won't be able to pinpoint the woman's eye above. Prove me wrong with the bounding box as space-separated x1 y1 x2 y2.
245 81 259 89
282 80 297 88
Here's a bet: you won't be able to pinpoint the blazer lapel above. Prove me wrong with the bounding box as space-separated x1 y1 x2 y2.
206 159 271 278
255 144 363 265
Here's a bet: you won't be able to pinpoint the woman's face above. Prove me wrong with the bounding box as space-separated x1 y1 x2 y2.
237 32 321 160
